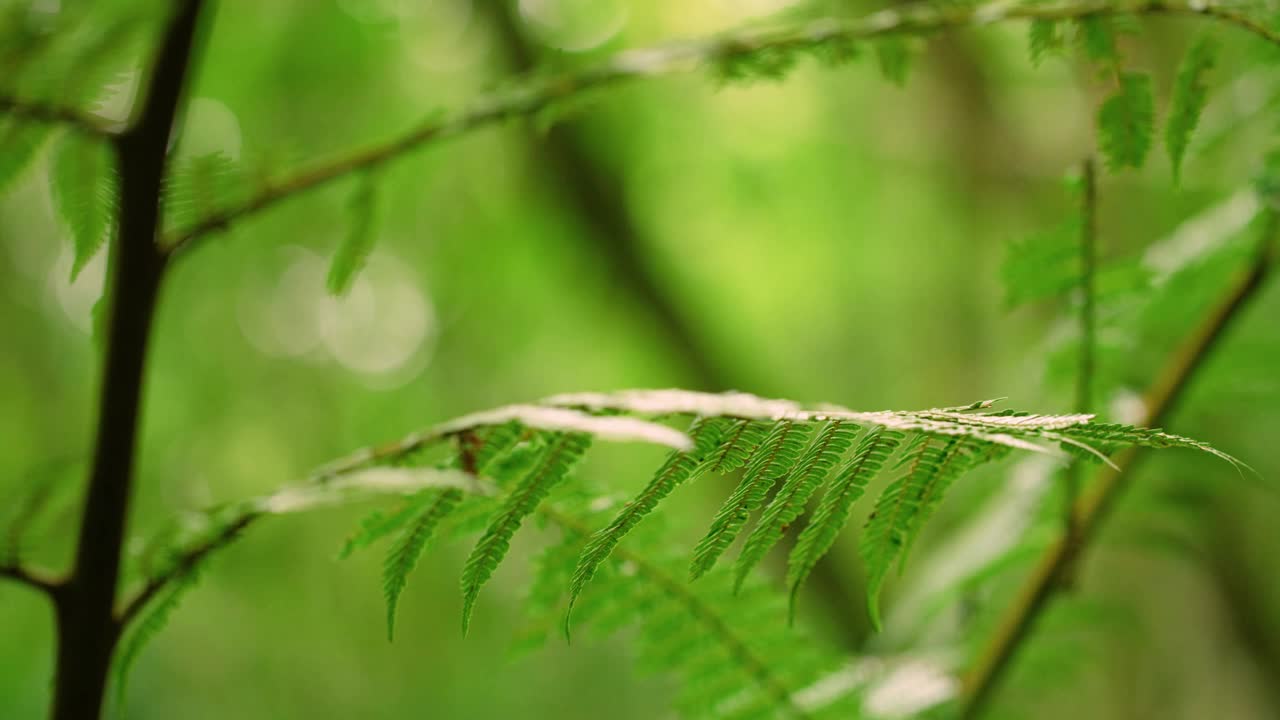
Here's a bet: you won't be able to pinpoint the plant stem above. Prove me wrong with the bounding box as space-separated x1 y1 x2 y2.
959 210 1278 719
49 3 205 719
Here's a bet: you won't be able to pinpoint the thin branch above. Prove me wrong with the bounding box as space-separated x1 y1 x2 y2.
164 0 1280 259
959 208 1279 719
0 562 61 596
117 512 256 625
0 95 120 137
51 2 207 718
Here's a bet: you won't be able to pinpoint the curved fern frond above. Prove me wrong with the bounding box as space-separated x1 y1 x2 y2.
113 564 201 711
565 417 733 635
734 420 858 593
786 427 902 621
1166 34 1218 185
460 432 591 633
690 421 813 582
382 489 462 640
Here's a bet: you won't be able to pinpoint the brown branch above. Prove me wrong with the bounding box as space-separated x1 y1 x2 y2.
117 511 257 625
958 209 1279 719
163 0 1280 260
0 95 119 136
50 3 208 719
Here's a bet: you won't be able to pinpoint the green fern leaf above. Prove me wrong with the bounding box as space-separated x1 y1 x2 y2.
162 152 243 234
1098 72 1154 170
1028 19 1062 67
786 427 901 621
862 436 965 629
1166 35 1218 186
565 417 731 634
460 433 591 633
875 38 911 87
689 421 812 582
113 566 201 712
0 121 50 194
338 502 419 559
383 488 463 640
702 419 772 476
733 419 858 593
1076 16 1117 62
50 131 116 279
327 172 380 296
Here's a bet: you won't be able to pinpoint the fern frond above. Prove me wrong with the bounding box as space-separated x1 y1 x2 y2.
1097 72 1154 170
787 427 902 621
337 501 419 559
874 38 912 87
690 421 813 582
862 436 974 630
1028 19 1062 66
460 432 591 633
565 417 733 635
50 130 116 279
383 489 462 640
705 419 774 475
113 564 201 711
162 152 244 234
734 420 858 593
327 172 380 296
1166 35 1218 185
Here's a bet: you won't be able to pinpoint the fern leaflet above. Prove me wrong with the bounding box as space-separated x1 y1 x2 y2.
1098 72 1154 170
786 427 901 621
734 420 858 593
382 488 463 640
50 130 116 279
459 432 591 633
690 421 812 582
565 417 732 635
327 171 381 296
1165 35 1217 186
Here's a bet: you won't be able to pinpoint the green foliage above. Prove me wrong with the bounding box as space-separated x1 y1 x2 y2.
1075 16 1117 63
50 130 116 279
327 172 381 296
113 565 202 713
1027 19 1063 66
162 152 244 234
1165 35 1218 185
734 420 858 594
786 426 901 621
382 489 462 640
565 417 732 633
0 121 49 193
874 38 912 87
460 432 592 633
689 420 812 582
1097 72 1154 170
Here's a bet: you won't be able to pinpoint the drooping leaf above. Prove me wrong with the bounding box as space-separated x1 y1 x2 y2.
1028 19 1062 66
1097 72 1154 170
565 417 732 634
733 420 858 592
787 427 902 621
327 172 380 296
1166 35 1218 186
874 37 911 87
112 566 201 711
383 489 463 640
1076 16 1117 63
50 130 116 279
460 433 591 633
689 421 812 581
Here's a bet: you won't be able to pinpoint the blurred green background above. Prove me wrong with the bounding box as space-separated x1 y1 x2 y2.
2 0 1279 718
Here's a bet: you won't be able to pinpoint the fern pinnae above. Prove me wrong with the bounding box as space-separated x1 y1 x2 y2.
113 565 202 712
689 421 813 582
564 417 731 638
861 435 943 630
327 171 381 296
704 418 773 475
382 489 463 640
786 427 900 622
893 437 972 573
733 420 857 593
460 432 591 633
1166 34 1218 186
